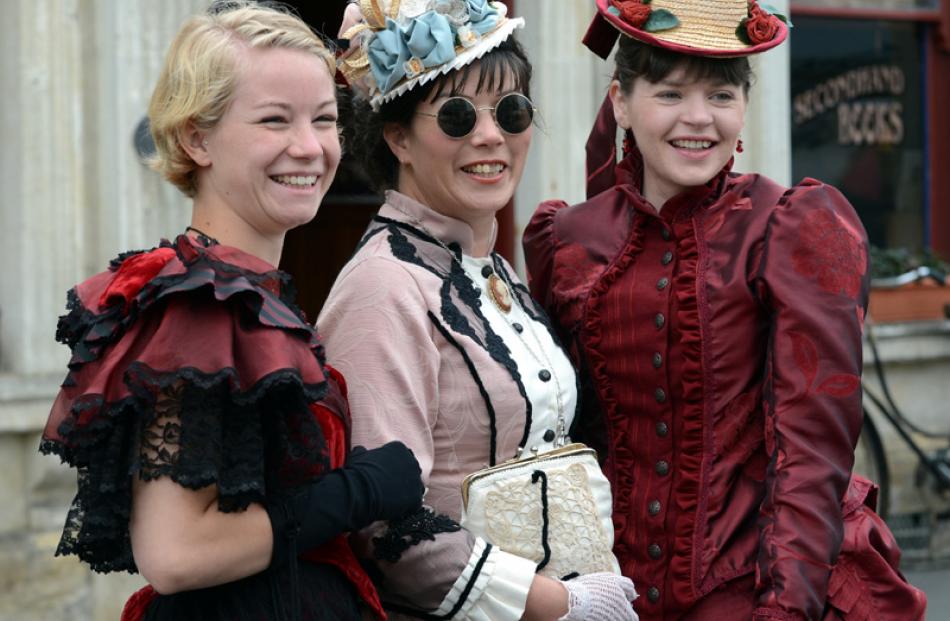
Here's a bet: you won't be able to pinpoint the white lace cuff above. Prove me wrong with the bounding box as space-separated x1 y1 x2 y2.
433 538 536 620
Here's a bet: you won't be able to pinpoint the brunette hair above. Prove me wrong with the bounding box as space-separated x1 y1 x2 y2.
148 0 335 197
614 36 753 95
343 36 533 192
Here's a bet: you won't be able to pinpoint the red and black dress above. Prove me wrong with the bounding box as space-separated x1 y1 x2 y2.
40 234 384 621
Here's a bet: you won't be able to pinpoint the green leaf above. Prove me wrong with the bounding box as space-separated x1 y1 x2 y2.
643 0 652 4
735 19 752 44
644 8 679 32
773 12 793 28
607 5 621 16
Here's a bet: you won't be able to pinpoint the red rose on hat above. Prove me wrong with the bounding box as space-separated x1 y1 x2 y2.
745 4 779 44
611 0 652 28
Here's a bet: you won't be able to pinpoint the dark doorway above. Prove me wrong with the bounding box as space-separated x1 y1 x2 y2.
278 1 382 322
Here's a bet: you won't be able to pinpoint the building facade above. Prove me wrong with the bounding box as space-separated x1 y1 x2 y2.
1 1 946 619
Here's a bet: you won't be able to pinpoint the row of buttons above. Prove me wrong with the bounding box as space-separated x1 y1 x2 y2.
647 225 673 607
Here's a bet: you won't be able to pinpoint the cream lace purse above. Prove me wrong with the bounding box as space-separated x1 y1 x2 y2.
460 443 621 579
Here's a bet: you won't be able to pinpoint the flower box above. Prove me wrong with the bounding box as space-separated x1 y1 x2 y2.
868 281 950 323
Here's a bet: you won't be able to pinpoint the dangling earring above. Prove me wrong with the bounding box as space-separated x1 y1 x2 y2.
622 130 634 157
736 138 744 153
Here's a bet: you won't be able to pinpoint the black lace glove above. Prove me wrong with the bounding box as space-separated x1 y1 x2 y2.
267 440 424 566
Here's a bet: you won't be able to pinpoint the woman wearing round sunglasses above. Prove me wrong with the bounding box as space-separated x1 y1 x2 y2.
318 2 637 620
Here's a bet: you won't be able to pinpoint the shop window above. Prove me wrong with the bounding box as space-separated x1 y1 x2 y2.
790 17 925 251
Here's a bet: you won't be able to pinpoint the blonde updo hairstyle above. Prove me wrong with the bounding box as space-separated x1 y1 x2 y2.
148 1 335 197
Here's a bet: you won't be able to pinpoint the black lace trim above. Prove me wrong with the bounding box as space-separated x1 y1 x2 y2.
372 506 462 563
40 364 331 574
427 312 499 465
368 217 533 463
382 543 493 620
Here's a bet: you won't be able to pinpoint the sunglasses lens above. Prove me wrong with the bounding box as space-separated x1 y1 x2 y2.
496 94 534 134
436 98 477 138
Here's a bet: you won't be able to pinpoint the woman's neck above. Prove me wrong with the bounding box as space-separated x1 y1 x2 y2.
189 204 284 268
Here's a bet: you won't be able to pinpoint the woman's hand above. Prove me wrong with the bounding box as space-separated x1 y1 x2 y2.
558 573 639 621
522 573 638 621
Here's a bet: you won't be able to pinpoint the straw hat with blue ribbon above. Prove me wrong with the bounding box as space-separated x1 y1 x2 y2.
340 0 524 109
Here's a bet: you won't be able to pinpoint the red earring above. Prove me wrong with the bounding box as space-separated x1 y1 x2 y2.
736 138 744 153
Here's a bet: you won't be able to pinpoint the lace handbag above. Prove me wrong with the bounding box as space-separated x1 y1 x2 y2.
460 443 621 579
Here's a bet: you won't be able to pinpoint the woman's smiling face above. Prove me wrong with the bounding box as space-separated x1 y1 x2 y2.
196 45 341 237
611 66 747 210
385 62 532 230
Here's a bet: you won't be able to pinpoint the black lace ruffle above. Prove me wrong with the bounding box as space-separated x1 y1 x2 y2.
42 238 334 574
43 363 331 574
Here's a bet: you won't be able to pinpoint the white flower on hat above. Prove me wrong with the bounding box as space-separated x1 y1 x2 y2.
434 0 470 27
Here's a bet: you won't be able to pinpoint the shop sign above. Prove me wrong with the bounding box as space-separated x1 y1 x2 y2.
793 64 905 146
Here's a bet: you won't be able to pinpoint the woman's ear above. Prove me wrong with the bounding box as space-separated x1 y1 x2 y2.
609 80 631 130
382 122 411 167
179 122 212 167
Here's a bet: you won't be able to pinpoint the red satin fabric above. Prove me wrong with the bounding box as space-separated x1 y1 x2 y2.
523 155 926 620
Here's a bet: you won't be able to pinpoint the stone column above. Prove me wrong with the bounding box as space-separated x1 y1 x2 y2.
0 2 204 619
514 2 613 270
733 0 793 186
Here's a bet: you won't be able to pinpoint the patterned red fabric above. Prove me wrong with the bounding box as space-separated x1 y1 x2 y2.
523 152 926 620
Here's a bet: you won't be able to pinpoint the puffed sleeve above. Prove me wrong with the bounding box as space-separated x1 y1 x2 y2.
41 245 333 574
522 200 567 312
318 257 537 619
751 180 869 620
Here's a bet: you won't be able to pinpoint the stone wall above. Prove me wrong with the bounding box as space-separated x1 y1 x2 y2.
0 2 205 619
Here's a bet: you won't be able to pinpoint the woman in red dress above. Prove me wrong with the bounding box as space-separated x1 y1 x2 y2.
523 1 927 619
40 3 423 619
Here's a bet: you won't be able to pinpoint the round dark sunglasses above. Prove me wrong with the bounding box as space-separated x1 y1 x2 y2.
416 93 536 139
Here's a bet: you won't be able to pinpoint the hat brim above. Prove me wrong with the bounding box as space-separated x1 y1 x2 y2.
594 0 787 58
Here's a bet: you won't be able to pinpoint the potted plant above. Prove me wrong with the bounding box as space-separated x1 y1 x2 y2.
867 246 950 323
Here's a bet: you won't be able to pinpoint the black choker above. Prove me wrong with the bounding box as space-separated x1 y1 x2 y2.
185 226 219 247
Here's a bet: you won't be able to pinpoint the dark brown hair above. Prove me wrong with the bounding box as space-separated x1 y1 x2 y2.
343 36 532 192
614 36 753 95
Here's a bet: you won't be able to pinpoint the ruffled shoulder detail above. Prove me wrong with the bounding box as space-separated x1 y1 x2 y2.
41 236 333 573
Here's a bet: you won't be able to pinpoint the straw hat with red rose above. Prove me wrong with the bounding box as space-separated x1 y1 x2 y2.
584 0 791 59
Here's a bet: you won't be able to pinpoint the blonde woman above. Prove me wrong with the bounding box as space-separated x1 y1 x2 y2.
40 3 423 620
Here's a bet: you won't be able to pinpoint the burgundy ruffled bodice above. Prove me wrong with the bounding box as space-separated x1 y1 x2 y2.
523 156 926 620
42 235 384 620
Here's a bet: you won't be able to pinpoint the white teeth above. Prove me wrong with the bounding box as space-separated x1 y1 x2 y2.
463 163 505 175
273 175 317 186
671 139 713 150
